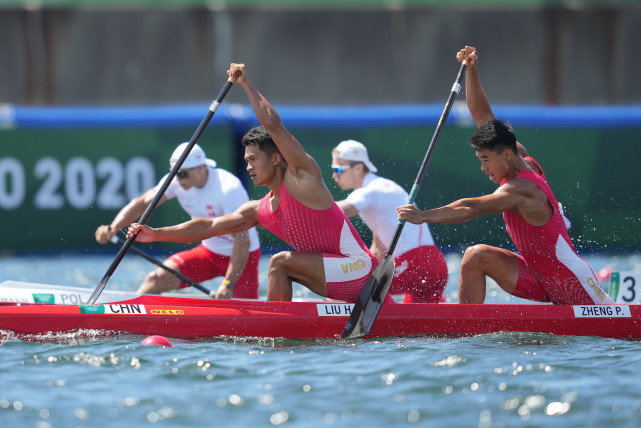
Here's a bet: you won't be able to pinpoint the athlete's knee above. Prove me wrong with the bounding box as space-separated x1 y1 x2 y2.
148 268 172 283
139 268 174 293
268 251 294 274
461 245 496 270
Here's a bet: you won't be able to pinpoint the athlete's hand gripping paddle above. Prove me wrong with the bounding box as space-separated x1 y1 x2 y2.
342 58 470 339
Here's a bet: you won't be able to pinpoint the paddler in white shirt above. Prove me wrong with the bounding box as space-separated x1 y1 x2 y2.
331 140 449 303
95 142 261 299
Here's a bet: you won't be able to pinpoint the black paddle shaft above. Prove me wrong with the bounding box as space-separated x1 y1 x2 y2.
387 60 468 258
88 77 237 304
342 60 469 339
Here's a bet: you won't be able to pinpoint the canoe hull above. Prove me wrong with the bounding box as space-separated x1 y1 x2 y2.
0 295 639 340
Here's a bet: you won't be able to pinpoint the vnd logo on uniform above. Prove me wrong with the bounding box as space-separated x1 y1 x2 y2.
341 259 366 274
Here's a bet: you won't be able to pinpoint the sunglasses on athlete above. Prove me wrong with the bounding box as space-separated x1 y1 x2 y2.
331 163 359 174
175 167 196 179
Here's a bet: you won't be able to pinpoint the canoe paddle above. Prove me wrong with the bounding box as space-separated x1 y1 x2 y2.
88 71 240 304
342 58 470 339
109 235 215 297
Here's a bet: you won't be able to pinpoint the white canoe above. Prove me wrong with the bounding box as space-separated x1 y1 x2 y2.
0 280 207 305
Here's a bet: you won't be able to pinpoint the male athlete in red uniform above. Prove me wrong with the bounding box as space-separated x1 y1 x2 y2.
397 46 613 305
128 63 383 303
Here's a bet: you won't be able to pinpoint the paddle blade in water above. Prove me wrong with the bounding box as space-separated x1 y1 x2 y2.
342 257 395 339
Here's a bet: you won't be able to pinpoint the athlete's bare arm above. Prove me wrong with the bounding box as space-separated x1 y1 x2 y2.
456 47 541 175
456 46 494 127
337 200 359 218
398 180 551 226
369 234 387 261
95 187 168 244
127 200 260 243
228 63 333 209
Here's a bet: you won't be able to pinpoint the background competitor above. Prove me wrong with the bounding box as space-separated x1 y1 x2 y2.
128 63 388 303
331 139 448 303
397 46 613 306
96 142 261 299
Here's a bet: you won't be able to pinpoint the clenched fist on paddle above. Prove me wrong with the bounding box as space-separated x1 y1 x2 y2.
127 223 155 243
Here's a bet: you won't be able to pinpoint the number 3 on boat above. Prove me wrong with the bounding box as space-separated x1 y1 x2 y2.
609 272 641 304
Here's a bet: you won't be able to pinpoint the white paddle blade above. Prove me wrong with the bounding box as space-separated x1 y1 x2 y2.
342 257 395 339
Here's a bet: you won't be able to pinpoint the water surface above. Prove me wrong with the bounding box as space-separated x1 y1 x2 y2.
0 252 639 427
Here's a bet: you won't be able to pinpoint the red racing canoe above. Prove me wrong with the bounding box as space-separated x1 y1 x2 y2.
0 294 639 340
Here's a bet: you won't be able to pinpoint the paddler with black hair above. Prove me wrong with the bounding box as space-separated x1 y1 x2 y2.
397 46 614 305
128 63 389 303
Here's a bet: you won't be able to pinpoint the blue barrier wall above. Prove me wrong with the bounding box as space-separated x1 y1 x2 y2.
1 103 640 253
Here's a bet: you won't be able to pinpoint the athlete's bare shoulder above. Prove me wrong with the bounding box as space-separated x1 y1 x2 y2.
499 177 541 199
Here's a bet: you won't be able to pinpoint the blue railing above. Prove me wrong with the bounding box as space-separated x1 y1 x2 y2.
5 103 641 129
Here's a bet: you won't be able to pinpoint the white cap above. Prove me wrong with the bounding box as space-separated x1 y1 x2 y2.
169 142 208 169
331 140 377 173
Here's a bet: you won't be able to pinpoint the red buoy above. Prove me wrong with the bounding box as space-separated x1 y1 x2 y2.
141 335 173 347
597 267 614 283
